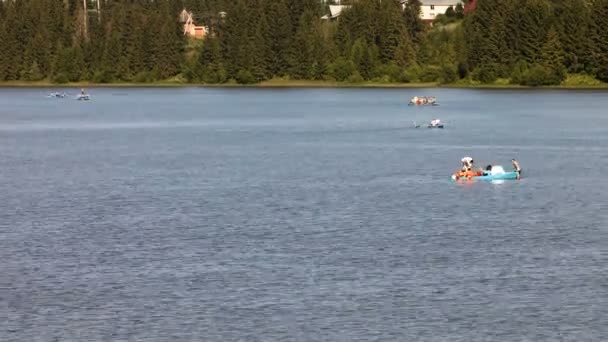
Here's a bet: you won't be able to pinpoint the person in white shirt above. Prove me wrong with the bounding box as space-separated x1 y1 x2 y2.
461 157 473 171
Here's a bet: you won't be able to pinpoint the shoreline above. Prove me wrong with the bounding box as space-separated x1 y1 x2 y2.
1 80 607 90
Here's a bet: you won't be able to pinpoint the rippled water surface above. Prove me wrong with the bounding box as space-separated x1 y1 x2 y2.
1 87 607 341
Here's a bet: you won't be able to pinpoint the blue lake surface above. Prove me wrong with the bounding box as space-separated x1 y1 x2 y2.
1 87 607 341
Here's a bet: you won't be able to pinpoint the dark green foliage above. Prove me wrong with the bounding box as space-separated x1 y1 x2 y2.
457 62 469 79
69 44 86 82
464 0 512 71
455 3 465 19
440 64 458 83
350 38 378 80
539 27 566 84
445 6 456 18
553 0 591 73
473 63 499 83
23 61 44 81
520 64 548 86
516 36 565 87
334 0 416 78
510 60 529 84
236 70 256 84
373 63 405 82
512 0 551 64
519 64 559 86
0 0 605 85
419 65 443 82
0 0 185 83
462 0 602 84
403 0 426 44
377 0 415 67
153 2 185 80
329 58 356 82
199 37 227 83
591 0 608 81
52 72 69 84
287 9 328 80
266 0 292 76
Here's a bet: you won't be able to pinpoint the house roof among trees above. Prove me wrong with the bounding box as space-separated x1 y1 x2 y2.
419 0 463 5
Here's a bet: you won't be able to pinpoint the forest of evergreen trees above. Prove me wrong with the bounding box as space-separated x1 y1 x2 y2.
1 0 607 85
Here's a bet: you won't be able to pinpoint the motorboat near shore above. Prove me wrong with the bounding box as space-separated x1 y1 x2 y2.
409 96 438 106
452 159 522 181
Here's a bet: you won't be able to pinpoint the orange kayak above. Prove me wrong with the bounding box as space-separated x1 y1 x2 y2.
452 170 483 179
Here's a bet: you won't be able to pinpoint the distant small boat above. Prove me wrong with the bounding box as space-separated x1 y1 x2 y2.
414 119 444 129
409 96 438 106
48 92 67 98
76 94 91 101
428 119 444 128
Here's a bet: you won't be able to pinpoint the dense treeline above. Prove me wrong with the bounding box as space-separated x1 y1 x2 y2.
0 0 184 83
185 0 431 84
1 0 607 85
463 0 608 85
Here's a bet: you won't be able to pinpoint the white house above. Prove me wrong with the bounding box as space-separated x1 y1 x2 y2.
404 0 464 23
321 5 351 20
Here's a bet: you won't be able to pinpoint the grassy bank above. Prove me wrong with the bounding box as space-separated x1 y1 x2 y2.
257 79 439 88
0 79 439 88
0 80 190 88
1 76 607 89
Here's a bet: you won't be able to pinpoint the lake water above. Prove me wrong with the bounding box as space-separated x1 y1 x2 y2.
1 87 607 341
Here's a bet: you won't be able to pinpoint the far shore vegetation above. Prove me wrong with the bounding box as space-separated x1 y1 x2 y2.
1 0 608 89
3 75 608 89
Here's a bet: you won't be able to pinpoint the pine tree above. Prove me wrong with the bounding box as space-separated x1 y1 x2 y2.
0 0 604 84
99 32 121 82
287 8 328 80
0 22 7 80
114 5 133 80
514 0 551 64
152 2 185 80
445 6 456 18
289 10 316 79
591 0 608 81
464 0 513 77
70 43 85 82
2 1 23 80
250 3 270 81
52 43 72 83
377 0 412 65
287 0 322 34
265 0 292 76
129 13 147 78
539 27 566 84
553 0 591 73
403 0 426 45
220 0 251 79
350 38 366 77
455 3 465 19
199 37 226 83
